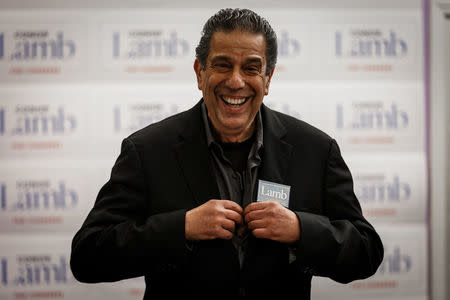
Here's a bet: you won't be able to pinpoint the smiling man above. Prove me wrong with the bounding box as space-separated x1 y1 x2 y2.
70 8 384 299
194 29 272 143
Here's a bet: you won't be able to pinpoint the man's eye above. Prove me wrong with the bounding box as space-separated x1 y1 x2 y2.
212 63 231 71
245 65 261 74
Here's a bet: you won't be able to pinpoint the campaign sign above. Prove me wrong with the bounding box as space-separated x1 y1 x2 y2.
310 83 425 152
98 10 204 80
346 153 427 223
311 224 428 299
0 12 88 82
0 235 146 300
0 162 108 233
0 235 76 300
313 12 422 80
0 88 93 158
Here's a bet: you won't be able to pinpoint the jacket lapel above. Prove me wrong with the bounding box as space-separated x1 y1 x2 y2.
174 102 294 206
258 104 293 186
243 105 294 281
174 101 220 206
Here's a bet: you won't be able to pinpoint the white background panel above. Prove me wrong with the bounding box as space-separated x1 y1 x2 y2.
89 83 201 158
0 87 95 158
308 82 425 152
311 224 428 299
345 152 427 223
0 12 91 83
0 235 145 300
264 83 317 126
0 2 429 300
0 8 424 82
95 10 206 82
0 160 110 234
311 11 423 81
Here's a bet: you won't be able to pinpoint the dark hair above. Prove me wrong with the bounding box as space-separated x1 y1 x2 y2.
195 8 277 76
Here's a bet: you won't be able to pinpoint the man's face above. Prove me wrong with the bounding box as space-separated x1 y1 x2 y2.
194 30 274 142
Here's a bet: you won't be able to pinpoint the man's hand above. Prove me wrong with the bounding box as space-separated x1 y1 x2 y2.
244 201 300 244
185 199 243 241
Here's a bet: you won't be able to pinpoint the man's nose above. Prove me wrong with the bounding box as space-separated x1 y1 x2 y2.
225 69 245 90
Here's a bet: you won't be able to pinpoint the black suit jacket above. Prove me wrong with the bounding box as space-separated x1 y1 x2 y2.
71 100 383 298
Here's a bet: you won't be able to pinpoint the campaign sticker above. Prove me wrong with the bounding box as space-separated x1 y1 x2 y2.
257 180 291 207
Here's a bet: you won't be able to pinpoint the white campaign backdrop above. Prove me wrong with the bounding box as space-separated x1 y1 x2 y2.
0 2 429 300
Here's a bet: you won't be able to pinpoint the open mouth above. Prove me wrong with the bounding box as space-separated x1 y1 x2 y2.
220 96 249 108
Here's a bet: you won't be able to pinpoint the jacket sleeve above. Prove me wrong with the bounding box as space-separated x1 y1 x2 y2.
70 138 187 283
293 139 384 283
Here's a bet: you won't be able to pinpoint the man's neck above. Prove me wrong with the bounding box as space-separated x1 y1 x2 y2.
212 122 256 143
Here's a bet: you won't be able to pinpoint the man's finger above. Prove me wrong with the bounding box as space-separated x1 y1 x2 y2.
222 200 243 214
217 228 233 240
225 209 243 224
247 219 266 230
243 201 269 214
221 218 236 233
244 209 265 223
251 228 269 239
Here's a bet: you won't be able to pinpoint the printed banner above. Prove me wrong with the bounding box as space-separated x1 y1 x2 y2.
0 12 90 82
311 224 428 299
0 88 95 158
346 153 427 223
0 161 109 234
0 235 145 300
313 83 424 152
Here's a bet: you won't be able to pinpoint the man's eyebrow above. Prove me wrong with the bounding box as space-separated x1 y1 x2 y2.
209 56 264 64
210 56 232 63
245 57 263 64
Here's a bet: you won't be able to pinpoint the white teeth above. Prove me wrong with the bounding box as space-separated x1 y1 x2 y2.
222 97 246 105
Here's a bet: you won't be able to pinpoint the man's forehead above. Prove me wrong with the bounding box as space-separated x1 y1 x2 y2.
210 29 266 44
207 30 266 61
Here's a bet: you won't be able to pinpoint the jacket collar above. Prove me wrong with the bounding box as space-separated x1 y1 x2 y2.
259 103 293 185
174 100 293 206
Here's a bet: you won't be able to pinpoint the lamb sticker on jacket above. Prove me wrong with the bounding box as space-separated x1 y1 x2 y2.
257 180 291 208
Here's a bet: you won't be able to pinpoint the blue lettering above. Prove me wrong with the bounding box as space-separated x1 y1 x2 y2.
1 258 6 285
335 32 342 57
1 184 5 210
335 30 408 58
351 37 383 57
113 32 120 58
385 31 408 57
15 182 78 211
0 33 3 59
337 103 409 130
0 108 5 135
12 107 77 135
378 247 411 274
10 32 75 61
14 256 68 286
53 182 78 209
119 31 189 58
278 31 300 57
357 176 411 202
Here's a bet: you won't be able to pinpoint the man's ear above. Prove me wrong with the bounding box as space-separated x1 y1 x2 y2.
264 68 275 95
194 59 204 90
